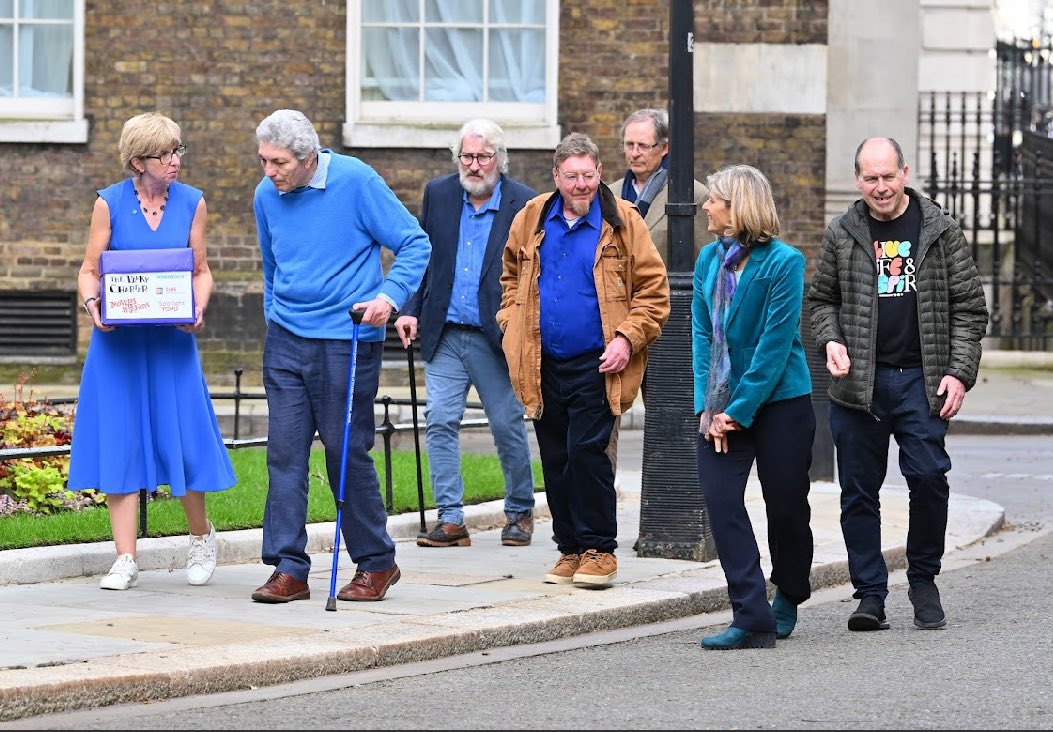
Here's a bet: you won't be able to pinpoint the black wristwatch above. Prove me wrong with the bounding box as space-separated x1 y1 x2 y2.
82 296 99 316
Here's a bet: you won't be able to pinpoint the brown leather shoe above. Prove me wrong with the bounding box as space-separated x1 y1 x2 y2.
251 571 310 603
416 521 471 547
337 565 401 601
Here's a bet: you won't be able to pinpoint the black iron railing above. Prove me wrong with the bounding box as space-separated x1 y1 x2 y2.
0 367 504 537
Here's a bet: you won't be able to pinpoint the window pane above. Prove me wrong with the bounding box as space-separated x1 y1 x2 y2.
362 0 417 24
489 28 544 102
490 0 543 24
0 26 11 96
426 0 482 24
18 24 71 97
0 1 12 18
19 0 72 20
361 27 418 101
424 27 481 102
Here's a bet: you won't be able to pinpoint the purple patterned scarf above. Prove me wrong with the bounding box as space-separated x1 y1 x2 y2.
699 236 750 434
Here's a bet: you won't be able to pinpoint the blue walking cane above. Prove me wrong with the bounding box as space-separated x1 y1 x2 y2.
326 307 365 612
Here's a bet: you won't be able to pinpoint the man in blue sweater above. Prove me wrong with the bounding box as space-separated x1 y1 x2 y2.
250 109 431 604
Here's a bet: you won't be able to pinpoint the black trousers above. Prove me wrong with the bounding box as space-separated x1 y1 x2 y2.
534 350 618 555
830 366 951 600
696 394 815 632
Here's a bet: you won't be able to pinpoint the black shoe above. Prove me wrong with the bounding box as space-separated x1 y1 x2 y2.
908 580 947 629
848 596 890 631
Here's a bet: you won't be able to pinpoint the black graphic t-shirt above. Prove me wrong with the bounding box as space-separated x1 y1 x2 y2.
868 197 922 368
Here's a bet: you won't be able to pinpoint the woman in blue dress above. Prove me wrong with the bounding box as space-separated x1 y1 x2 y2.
69 112 235 591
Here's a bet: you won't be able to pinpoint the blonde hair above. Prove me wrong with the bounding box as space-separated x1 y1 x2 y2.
119 112 181 175
705 164 780 242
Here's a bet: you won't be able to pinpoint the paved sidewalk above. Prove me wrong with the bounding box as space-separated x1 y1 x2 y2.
0 355 1048 721
0 474 1005 722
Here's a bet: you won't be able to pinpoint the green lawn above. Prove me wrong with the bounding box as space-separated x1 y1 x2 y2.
0 447 544 551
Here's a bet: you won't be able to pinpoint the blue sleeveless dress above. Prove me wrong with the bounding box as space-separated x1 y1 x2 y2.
68 179 236 496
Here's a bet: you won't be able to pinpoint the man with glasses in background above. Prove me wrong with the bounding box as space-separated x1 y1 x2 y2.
604 110 710 479
498 132 669 587
606 108 709 266
395 119 538 549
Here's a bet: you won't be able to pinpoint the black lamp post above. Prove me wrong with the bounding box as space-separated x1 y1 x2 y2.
637 0 716 561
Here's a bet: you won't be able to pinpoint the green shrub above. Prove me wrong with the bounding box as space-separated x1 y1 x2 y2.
0 375 102 515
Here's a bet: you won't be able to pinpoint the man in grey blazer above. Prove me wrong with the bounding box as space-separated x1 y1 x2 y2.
396 119 538 548
606 107 710 265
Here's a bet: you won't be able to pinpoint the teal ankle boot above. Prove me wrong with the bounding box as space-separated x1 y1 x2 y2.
772 588 798 639
699 626 776 650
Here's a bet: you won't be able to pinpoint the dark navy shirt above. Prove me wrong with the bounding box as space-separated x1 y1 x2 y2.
539 195 605 358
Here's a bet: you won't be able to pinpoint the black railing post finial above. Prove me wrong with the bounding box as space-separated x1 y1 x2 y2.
379 395 396 513
233 368 243 441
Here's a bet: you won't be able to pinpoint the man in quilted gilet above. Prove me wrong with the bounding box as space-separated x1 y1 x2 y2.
807 137 988 633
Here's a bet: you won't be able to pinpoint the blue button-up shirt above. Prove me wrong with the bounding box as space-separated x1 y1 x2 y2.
447 179 503 327
538 195 605 358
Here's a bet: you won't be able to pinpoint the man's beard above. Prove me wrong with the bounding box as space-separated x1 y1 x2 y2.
566 197 591 217
460 169 498 198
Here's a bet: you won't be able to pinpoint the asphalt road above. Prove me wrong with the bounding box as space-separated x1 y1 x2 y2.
12 434 1051 730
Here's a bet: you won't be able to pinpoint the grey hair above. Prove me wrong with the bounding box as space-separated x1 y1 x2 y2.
854 137 905 174
619 107 669 144
452 118 509 174
255 109 320 161
553 132 600 170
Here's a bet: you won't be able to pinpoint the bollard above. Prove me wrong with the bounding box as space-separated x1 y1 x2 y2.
800 307 834 481
638 274 717 561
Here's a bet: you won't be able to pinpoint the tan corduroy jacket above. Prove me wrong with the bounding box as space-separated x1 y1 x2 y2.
605 177 710 267
497 186 670 419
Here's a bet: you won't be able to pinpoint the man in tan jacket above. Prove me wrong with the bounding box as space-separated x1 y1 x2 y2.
498 132 669 588
606 107 710 266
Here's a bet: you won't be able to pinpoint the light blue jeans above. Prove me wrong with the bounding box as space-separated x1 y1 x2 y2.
424 325 535 526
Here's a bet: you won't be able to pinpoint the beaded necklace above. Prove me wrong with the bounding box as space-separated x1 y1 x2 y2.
134 184 169 216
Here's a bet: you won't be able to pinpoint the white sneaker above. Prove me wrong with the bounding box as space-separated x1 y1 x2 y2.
100 553 138 590
186 522 217 586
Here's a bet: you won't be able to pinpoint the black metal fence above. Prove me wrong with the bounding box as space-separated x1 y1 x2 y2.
919 84 1053 349
0 369 502 537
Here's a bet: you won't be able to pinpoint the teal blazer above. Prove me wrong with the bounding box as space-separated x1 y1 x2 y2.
691 237 811 428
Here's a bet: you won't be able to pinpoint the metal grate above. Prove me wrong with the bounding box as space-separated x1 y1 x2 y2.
0 291 78 358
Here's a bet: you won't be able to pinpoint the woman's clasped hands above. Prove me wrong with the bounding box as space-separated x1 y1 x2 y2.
700 411 740 454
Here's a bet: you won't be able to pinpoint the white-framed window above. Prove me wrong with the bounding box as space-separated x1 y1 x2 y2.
0 0 86 143
344 0 561 149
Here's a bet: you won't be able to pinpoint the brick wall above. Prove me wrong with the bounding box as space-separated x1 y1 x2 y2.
0 0 828 370
695 114 827 267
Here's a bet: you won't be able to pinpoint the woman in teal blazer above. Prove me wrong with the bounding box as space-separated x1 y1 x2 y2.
692 164 815 650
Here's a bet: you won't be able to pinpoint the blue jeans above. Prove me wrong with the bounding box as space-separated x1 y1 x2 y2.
534 350 617 555
261 322 395 582
424 325 534 526
831 366 951 600
696 395 815 633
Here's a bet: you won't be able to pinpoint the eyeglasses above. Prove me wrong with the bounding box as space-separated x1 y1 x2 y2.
143 145 188 165
458 152 496 166
622 141 662 153
557 171 599 184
